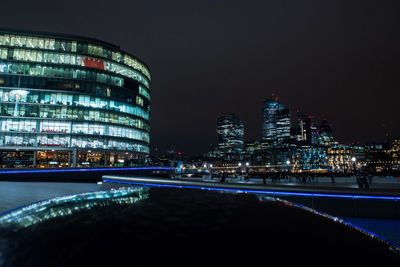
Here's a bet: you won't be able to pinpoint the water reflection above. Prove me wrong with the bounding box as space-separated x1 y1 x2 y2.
0 186 149 228
0 186 399 266
261 195 400 251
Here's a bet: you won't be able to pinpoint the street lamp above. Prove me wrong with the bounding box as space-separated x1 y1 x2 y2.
351 157 356 174
203 163 212 180
241 162 249 181
286 160 291 173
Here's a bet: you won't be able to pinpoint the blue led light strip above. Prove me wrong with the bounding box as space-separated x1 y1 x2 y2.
103 178 400 250
0 167 174 174
102 179 400 201
286 201 400 249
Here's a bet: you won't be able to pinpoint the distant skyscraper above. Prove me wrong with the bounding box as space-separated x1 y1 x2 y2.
262 98 290 143
276 108 291 142
216 114 244 156
318 120 334 145
310 122 319 144
297 112 319 145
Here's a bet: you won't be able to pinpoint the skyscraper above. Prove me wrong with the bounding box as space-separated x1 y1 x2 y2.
276 108 291 142
216 114 244 156
318 120 334 145
262 98 290 144
297 112 319 145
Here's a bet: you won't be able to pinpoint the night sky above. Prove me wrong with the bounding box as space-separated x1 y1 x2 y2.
2 0 400 155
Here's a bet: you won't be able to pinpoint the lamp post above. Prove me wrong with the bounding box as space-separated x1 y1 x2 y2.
244 162 250 181
286 160 291 173
202 163 214 179
237 162 242 181
351 156 356 174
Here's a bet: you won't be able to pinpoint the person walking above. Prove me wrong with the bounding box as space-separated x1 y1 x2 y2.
220 172 226 183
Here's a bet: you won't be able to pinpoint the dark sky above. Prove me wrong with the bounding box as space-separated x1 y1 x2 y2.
2 0 400 155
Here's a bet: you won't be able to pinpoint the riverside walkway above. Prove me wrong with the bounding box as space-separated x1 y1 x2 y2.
102 174 400 219
181 174 400 191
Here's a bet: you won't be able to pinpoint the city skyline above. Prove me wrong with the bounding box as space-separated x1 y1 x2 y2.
208 95 390 155
0 2 399 265
0 1 399 156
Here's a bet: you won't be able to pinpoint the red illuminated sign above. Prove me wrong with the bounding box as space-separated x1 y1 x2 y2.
83 57 105 70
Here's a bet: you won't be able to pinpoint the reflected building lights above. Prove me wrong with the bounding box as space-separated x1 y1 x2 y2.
0 187 149 228
101 178 400 252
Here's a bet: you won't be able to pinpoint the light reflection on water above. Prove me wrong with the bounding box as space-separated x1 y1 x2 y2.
0 181 399 253
0 182 101 214
0 183 399 265
0 186 149 228
343 217 400 247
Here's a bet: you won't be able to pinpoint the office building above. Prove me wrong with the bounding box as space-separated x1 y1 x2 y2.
318 119 334 145
276 108 291 142
297 112 319 145
0 29 151 167
262 98 290 144
216 114 244 157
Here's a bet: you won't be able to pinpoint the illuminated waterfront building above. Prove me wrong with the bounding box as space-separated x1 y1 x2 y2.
291 145 329 172
327 145 354 173
216 114 244 158
0 29 151 167
365 140 399 173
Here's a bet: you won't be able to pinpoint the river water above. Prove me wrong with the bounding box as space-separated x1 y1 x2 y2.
0 182 101 214
0 181 399 250
0 183 399 265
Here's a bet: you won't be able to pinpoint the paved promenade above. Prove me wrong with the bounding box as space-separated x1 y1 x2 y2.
178 175 400 191
102 174 400 221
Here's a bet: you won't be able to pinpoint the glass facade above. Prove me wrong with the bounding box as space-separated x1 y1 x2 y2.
262 99 290 143
0 30 151 167
216 114 244 158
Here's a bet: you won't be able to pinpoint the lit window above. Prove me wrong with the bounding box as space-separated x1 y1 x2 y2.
38 39 44 49
3 35 10 46
71 42 77 52
49 39 55 49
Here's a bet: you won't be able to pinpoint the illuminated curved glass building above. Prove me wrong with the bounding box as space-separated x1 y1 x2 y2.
0 29 151 168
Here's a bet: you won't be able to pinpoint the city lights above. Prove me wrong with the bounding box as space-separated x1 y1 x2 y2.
207 96 399 174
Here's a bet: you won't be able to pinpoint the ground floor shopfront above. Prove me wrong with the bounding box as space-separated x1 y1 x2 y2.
0 148 145 168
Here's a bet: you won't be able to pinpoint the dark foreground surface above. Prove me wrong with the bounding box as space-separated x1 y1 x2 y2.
0 187 399 266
